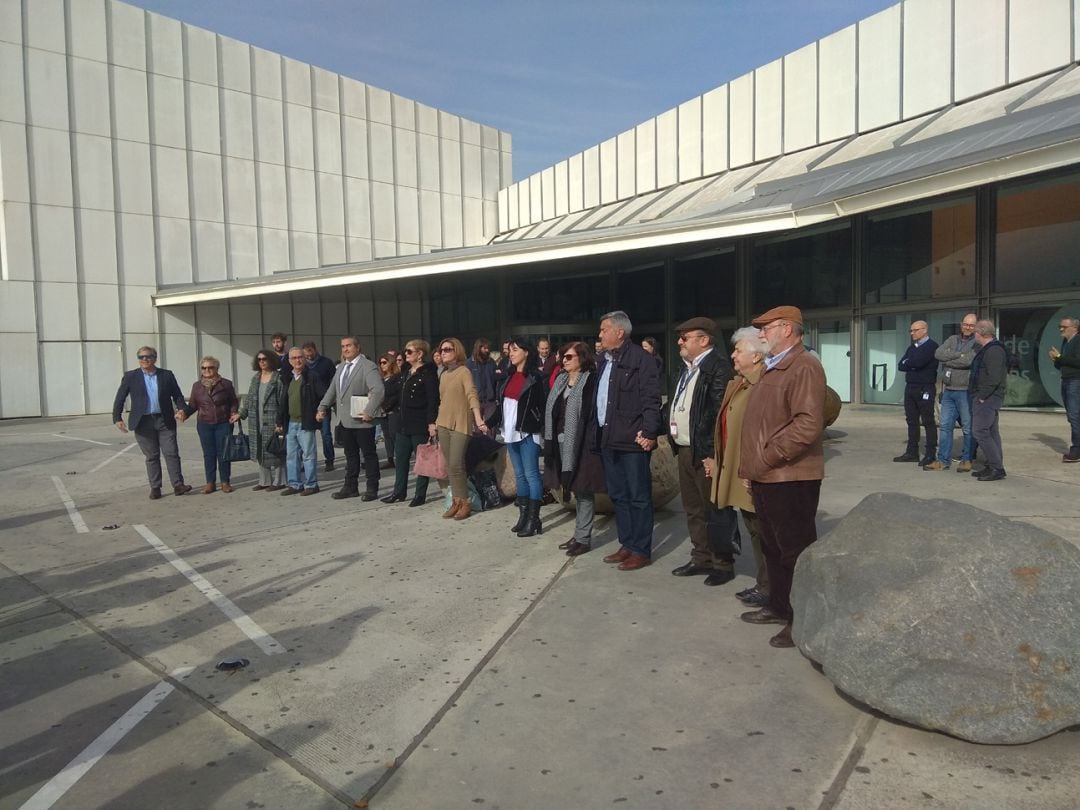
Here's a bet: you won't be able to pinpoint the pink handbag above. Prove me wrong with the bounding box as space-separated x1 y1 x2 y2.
414 438 448 479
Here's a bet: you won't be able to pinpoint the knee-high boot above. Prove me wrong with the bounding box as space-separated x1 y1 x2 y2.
510 496 528 533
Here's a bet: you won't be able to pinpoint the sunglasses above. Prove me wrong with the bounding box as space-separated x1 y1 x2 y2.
439 347 454 353
137 354 156 360
563 354 576 360
379 360 388 364
201 366 217 370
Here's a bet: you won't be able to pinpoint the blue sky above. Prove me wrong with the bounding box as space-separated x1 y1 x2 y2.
127 0 897 179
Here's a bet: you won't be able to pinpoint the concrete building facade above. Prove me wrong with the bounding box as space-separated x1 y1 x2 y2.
0 0 510 417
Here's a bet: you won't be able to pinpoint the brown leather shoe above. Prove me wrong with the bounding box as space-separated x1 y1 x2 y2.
769 624 795 648
252 485 267 491
202 483 216 494
603 547 631 564
617 553 651 571
221 482 233 493
453 499 472 520
442 496 462 519
173 484 193 496
740 607 788 625
558 537 575 550
566 540 591 557
149 487 161 500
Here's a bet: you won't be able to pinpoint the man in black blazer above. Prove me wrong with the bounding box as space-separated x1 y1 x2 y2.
666 317 739 586
112 346 192 499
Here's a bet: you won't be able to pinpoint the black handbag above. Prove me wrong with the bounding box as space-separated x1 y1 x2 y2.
220 422 252 462
266 431 286 457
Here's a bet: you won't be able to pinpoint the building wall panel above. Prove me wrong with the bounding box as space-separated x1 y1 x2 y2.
554 159 570 218
152 145 188 218
251 46 282 99
187 81 221 155
0 41 25 124
282 57 311 106
420 188 441 246
954 0 1006 101
117 212 156 286
257 161 288 230
370 121 394 183
318 172 345 236
219 36 251 94
345 176 371 238
462 142 481 199
285 103 315 170
77 209 118 284
1 202 35 280
582 146 600 209
701 85 728 175
39 282 81 339
541 166 556 219
1008 0 1073 83
857 6 901 132
254 96 285 165
26 49 70 130
34 205 77 281
567 152 584 212
0 279 37 332
84 341 123 413
150 74 186 149
194 220 227 281
184 25 218 87
754 60 782 161
313 67 339 112
122 284 157 333
0 122 31 203
82 282 121 340
818 25 856 142
343 116 370 180
25 0 65 53
43 342 86 415
370 87 393 125
69 0 108 63
228 223 259 278
0 0 21 45
191 151 224 222
222 89 254 159
287 167 317 232
148 13 183 79
903 0 952 117
158 216 193 284
783 45 817 153
728 73 754 168
225 157 257 227
112 66 150 144
656 110 678 187
70 58 111 138
315 109 343 174
0 334 40 417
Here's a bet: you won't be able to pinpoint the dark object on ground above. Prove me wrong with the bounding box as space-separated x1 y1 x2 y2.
792 492 1080 744
215 657 250 672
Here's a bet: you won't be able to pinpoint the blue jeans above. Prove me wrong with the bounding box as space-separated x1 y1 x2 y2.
286 422 318 489
601 448 654 558
506 437 543 500
196 421 232 484
1063 378 1080 455
936 389 973 463
319 414 335 463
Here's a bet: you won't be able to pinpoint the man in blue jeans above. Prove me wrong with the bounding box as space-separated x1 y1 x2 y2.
595 310 661 571
925 313 978 473
1049 316 1080 463
281 348 327 495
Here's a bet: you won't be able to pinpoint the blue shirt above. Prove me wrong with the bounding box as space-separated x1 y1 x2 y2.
765 345 794 371
596 349 615 427
142 370 160 413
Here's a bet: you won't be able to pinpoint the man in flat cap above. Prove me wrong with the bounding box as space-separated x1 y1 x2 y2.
737 306 825 648
667 317 740 586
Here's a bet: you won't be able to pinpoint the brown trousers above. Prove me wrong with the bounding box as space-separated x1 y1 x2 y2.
750 480 821 620
676 445 738 569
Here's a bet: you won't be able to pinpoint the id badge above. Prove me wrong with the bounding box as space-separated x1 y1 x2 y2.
669 420 678 438
922 391 930 401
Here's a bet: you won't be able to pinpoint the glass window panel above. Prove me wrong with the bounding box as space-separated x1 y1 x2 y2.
995 173 1080 293
807 319 851 402
617 265 665 325
864 198 975 304
753 224 851 311
863 309 973 404
995 306 1077 408
511 272 608 325
673 250 736 321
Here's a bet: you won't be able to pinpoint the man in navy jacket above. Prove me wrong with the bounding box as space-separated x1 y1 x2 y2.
894 320 939 465
594 310 661 571
112 346 192 499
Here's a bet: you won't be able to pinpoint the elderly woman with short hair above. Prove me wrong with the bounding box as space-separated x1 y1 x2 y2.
707 327 770 607
183 355 239 493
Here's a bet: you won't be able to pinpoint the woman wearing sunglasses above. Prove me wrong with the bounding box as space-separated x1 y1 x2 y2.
435 338 489 519
232 350 286 490
376 352 403 470
383 340 439 505
543 342 605 554
181 356 239 493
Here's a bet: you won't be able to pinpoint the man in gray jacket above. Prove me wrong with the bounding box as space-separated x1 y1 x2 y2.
925 313 978 472
317 336 384 501
969 320 1009 482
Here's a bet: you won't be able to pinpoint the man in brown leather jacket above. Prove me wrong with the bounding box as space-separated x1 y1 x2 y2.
737 306 825 649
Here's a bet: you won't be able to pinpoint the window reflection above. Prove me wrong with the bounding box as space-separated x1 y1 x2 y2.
753 224 851 311
995 173 1080 293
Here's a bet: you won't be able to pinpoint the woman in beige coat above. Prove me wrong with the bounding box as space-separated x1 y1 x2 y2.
435 337 490 520
707 327 770 607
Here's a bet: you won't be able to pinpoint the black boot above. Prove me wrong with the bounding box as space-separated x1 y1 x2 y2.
517 499 543 537
510 497 528 533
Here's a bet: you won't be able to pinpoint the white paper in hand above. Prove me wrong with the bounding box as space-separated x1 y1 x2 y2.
350 395 370 418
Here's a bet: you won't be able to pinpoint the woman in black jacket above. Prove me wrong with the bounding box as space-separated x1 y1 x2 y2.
492 337 548 537
384 340 440 506
543 342 606 556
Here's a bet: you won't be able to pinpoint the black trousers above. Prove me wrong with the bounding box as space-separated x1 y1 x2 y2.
341 426 379 493
903 382 936 457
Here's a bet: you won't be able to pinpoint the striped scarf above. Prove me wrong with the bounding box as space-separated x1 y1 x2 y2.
544 371 589 472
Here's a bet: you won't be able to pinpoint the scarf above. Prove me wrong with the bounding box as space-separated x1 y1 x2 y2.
544 371 589 472
200 375 220 391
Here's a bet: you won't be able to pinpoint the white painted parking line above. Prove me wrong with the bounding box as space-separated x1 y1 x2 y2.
19 666 195 810
50 477 89 534
88 443 136 473
133 524 284 656
51 433 111 446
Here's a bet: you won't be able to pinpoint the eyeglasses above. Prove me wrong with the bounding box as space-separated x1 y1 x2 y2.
137 354 156 360
379 360 388 365
404 348 417 354
1061 325 1071 330
678 332 706 342
439 347 454 353
257 357 270 362
201 366 217 371
563 354 576 361
761 323 786 333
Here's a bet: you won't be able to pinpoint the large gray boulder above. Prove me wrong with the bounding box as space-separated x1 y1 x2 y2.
791 492 1080 744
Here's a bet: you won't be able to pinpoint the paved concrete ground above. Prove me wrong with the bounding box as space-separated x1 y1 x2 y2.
0 407 1077 809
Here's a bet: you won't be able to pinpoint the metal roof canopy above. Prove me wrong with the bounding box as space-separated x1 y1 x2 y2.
155 85 1080 308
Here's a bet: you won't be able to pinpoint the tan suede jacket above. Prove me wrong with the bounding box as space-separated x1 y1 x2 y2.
737 343 825 483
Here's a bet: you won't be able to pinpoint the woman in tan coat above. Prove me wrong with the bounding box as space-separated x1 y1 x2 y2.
707 327 770 607
435 337 490 520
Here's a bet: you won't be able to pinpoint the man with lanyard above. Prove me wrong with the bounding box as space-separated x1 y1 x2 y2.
925 313 978 472
112 346 193 499
595 310 662 571
666 317 738 586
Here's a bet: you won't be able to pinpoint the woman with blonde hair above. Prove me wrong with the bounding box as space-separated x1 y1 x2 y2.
707 327 770 607
377 351 403 469
383 339 439 505
435 337 490 519
182 355 239 493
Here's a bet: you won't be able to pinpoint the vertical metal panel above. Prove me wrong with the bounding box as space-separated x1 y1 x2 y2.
599 136 617 205
582 146 600 209
701 85 728 175
677 97 702 182
568 152 584 213
857 5 901 132
903 0 952 117
728 73 754 168
783 44 817 153
554 159 569 218
634 120 656 193
818 25 857 142
219 36 252 94
754 60 782 161
656 110 678 187
1008 0 1073 82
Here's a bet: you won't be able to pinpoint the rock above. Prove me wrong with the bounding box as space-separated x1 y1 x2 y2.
497 442 679 511
791 492 1080 744
824 385 842 427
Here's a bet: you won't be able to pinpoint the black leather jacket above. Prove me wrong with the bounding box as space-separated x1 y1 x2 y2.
667 348 734 465
492 370 548 435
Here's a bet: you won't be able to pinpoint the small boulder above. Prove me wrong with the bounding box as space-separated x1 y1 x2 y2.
791 492 1080 744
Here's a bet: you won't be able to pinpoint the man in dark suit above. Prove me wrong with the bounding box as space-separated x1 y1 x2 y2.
112 346 193 500
666 317 739 587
